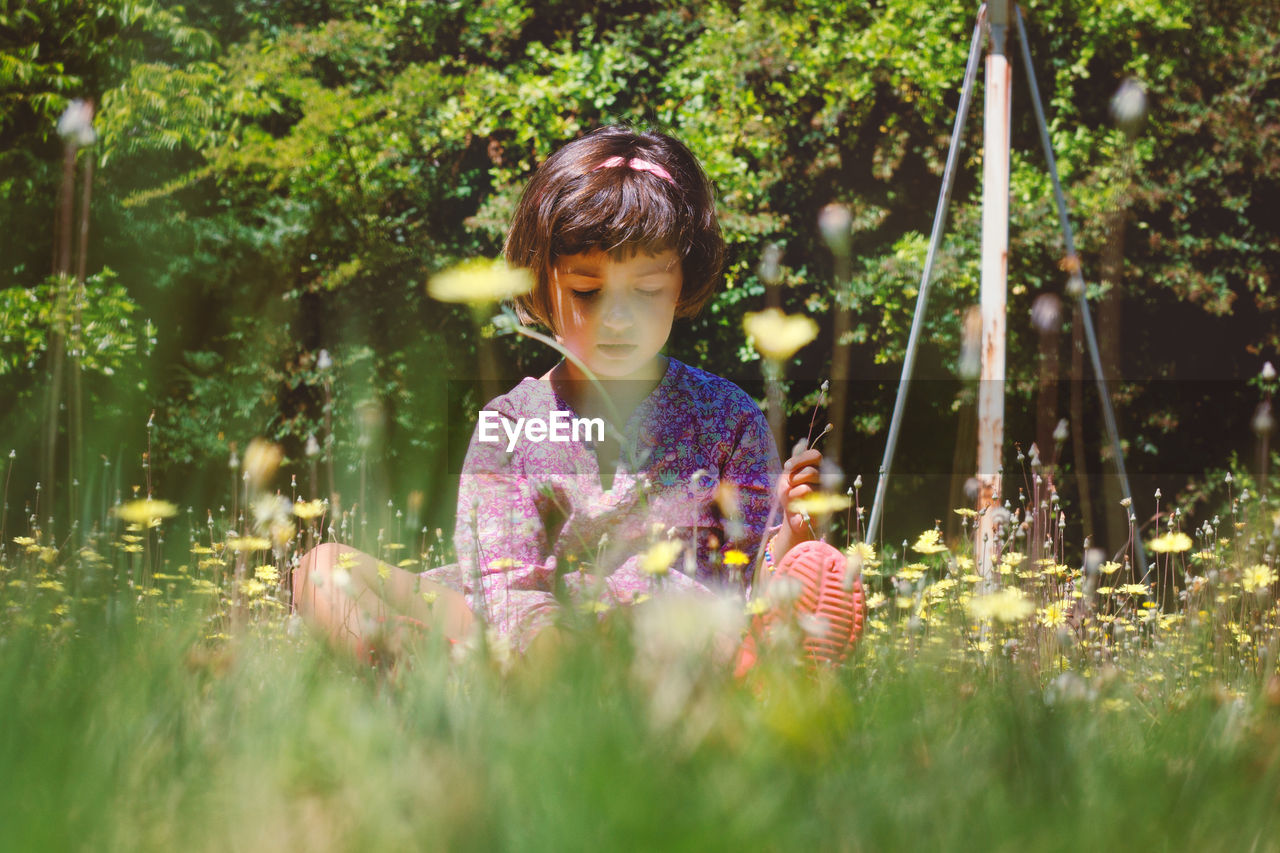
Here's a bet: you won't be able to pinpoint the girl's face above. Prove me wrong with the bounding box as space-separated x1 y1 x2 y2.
549 247 681 381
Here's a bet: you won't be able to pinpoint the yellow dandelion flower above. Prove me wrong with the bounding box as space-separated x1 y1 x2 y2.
723 549 750 566
999 552 1026 571
745 598 770 616
955 555 974 571
865 592 887 610
1148 531 1193 553
1039 602 1068 628
1119 583 1149 596
742 308 818 361
845 542 878 566
911 529 948 555
12 536 35 547
397 558 420 568
1192 549 1215 561
899 563 927 581
428 259 532 305
240 578 267 598
114 498 178 526
1096 586 1114 595
190 545 214 555
243 438 282 490
787 492 852 516
967 588 1034 623
121 544 143 554
1241 564 1276 593
953 507 979 518
293 499 326 520
1099 561 1122 575
227 536 272 552
197 558 225 571
641 540 682 576
254 564 280 585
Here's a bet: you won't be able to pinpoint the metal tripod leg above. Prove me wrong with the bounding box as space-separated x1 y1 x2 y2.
865 5 988 546
1013 4 1150 582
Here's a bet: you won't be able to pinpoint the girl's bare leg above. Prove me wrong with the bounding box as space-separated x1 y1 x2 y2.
293 543 473 662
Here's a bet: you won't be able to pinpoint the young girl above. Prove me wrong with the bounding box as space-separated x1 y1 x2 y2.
294 126 824 660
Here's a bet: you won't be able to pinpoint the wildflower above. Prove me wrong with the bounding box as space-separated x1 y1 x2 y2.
254 564 280 585
1241 564 1276 593
845 542 878 565
742 308 818 361
1038 602 1068 628
1148 531 1193 553
227 535 272 552
12 536 36 546
427 259 532 305
1099 561 1122 575
114 498 178 526
911 529 948 555
787 492 851 515
817 203 853 256
899 564 927 582
1119 583 1149 596
57 99 97 147
253 494 292 529
293 499 326 520
723 549 750 566
641 541 682 576
998 552 1026 573
953 507 979 518
241 578 267 598
967 588 1034 623
865 592 887 610
243 439 282 490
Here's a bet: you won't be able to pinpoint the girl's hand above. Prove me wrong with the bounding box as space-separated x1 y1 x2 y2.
774 447 823 561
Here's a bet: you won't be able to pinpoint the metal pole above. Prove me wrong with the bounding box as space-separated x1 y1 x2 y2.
865 7 987 545
1013 5 1149 582
975 0 1012 579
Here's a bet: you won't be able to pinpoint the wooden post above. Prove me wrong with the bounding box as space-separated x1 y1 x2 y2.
976 0 1012 579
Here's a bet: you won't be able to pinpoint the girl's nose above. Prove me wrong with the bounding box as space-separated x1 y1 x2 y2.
601 294 633 331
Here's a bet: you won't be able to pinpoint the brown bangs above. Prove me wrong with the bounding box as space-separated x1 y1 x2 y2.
547 171 687 261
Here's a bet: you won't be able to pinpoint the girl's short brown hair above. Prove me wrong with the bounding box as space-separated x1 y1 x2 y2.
504 125 724 331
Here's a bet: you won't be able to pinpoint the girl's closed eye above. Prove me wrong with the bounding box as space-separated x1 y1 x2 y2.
571 288 601 301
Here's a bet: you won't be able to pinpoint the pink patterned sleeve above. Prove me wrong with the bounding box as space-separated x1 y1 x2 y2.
452 399 560 642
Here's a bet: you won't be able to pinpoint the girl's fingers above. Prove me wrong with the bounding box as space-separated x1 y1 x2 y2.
786 448 822 470
787 465 821 486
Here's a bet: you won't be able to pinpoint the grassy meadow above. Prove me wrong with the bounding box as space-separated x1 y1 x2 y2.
3 445 1280 852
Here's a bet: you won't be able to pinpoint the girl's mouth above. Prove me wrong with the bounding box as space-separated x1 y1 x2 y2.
597 343 638 358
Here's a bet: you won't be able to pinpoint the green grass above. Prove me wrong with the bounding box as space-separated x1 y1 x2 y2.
2 576 1279 852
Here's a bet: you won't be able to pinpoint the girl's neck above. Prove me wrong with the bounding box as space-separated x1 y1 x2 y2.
548 355 668 427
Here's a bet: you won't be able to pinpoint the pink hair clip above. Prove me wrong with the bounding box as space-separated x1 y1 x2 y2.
592 155 677 187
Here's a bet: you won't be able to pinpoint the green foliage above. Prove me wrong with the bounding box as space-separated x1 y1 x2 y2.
2 0 1276 531
0 270 151 377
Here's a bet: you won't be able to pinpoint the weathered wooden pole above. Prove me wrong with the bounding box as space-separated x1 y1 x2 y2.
975 0 1012 578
